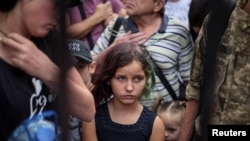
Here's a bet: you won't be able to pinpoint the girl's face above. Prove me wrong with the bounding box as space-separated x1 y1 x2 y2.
110 60 146 105
158 112 182 141
22 0 57 37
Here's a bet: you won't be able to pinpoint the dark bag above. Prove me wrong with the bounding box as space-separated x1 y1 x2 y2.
179 80 187 101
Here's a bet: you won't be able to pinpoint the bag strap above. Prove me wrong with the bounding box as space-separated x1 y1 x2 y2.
108 17 123 46
153 63 179 101
78 4 95 49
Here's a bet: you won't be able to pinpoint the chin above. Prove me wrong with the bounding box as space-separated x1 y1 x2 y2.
32 30 50 38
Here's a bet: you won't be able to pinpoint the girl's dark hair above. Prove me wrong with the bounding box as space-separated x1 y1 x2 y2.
92 43 155 105
0 0 17 12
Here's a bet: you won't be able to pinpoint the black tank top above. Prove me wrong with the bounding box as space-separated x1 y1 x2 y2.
95 103 157 141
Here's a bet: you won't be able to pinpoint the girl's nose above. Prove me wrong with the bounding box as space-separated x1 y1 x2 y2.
126 80 133 91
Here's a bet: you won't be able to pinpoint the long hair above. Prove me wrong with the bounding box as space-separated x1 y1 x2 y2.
92 43 155 105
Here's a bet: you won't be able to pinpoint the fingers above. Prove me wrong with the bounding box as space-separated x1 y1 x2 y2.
95 2 113 18
113 31 148 47
0 33 37 67
129 32 147 40
7 33 29 44
104 1 111 7
0 37 20 52
104 1 113 15
126 32 148 45
1 33 28 47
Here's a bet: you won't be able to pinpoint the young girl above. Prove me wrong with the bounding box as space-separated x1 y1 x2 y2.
153 97 186 141
82 43 165 141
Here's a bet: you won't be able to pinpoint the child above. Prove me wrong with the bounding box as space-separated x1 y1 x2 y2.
67 39 96 90
82 43 165 141
67 39 96 141
152 97 186 141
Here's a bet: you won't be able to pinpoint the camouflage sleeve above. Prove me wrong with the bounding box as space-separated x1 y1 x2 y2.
186 17 208 101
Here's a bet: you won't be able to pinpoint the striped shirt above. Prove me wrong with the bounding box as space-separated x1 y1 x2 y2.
91 16 194 110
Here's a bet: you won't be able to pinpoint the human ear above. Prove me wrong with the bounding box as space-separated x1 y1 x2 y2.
154 0 164 12
89 61 97 74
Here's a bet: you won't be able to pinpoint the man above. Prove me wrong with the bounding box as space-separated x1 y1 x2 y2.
92 0 194 110
178 0 250 140
67 39 96 141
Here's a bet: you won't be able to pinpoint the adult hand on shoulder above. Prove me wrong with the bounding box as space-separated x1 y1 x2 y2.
93 1 113 22
0 33 57 79
111 31 148 47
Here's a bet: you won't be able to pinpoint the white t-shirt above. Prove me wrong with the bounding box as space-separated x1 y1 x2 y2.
165 0 191 27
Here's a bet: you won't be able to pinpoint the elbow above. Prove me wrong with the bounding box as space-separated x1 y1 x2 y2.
68 100 96 122
78 100 96 122
83 107 96 122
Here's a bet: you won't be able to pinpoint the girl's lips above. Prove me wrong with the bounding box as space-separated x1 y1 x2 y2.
123 95 135 99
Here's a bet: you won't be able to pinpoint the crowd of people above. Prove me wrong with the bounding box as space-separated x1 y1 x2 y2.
0 0 249 141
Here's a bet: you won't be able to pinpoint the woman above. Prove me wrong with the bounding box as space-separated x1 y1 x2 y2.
0 0 95 140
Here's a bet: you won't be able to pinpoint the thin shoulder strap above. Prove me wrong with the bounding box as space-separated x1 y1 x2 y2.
108 17 123 46
144 48 178 101
154 65 178 101
77 4 95 49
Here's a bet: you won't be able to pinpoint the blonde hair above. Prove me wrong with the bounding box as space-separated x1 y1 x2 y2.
152 97 186 123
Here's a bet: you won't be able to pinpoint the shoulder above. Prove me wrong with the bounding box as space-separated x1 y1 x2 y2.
149 116 165 141
166 16 192 41
154 116 164 127
153 116 165 128
168 16 189 30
